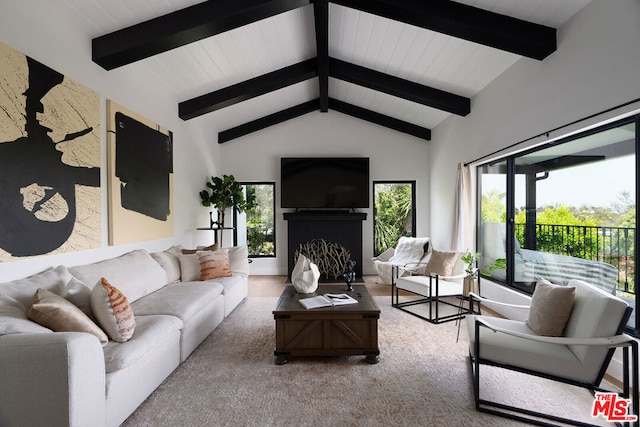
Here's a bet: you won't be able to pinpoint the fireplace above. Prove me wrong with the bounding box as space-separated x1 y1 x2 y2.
284 211 366 282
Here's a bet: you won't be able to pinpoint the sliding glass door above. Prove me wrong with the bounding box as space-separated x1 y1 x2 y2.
478 117 638 333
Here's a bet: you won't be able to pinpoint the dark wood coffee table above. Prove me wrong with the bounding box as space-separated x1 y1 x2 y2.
272 284 380 365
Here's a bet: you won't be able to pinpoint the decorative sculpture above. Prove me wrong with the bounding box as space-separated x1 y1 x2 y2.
291 254 320 294
343 259 356 292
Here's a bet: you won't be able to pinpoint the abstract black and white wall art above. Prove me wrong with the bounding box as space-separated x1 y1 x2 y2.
107 100 174 245
0 41 101 260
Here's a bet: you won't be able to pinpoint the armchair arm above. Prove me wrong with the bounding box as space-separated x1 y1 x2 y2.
468 292 530 310
0 332 106 426
474 316 634 347
430 272 466 281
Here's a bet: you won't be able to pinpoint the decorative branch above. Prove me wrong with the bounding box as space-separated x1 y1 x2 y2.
295 238 351 280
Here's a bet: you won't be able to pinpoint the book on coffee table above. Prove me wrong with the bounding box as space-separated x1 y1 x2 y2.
299 293 358 309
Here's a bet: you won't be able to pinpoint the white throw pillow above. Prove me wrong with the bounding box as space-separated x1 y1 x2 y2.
228 245 250 277
388 237 430 267
179 254 201 281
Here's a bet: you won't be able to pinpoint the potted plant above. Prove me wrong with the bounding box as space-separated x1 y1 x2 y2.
460 251 481 297
199 174 254 228
460 250 506 296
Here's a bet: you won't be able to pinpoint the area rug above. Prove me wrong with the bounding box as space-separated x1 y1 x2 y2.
122 296 610 426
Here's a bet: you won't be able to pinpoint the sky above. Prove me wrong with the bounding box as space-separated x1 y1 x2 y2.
484 155 635 210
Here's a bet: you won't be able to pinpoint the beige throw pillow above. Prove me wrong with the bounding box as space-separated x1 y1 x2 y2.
526 278 576 337
424 249 460 277
198 249 232 280
91 278 135 343
28 288 108 346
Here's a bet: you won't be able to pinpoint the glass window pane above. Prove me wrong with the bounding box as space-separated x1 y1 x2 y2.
479 161 508 282
373 182 415 255
238 183 275 257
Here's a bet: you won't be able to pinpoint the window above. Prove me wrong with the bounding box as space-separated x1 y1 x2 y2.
235 183 275 257
373 181 416 255
478 117 638 334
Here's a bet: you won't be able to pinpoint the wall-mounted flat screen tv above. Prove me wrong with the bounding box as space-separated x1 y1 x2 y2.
281 157 370 209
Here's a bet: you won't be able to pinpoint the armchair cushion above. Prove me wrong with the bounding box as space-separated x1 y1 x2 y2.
424 249 460 277
526 278 575 337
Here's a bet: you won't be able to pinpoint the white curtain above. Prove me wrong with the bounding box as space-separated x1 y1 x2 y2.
452 163 474 251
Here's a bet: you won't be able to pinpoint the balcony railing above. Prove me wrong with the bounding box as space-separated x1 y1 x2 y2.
514 223 635 293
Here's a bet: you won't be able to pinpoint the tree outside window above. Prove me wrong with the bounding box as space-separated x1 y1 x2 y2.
373 181 416 255
237 183 275 257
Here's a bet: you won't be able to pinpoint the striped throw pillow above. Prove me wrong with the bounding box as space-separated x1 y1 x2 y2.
197 249 232 280
91 278 135 342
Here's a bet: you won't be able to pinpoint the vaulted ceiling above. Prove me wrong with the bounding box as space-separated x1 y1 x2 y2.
65 0 591 142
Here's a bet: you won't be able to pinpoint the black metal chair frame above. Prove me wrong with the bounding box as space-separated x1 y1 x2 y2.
469 304 639 427
391 264 475 324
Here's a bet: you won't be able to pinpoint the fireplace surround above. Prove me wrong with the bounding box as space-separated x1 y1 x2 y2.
284 211 366 282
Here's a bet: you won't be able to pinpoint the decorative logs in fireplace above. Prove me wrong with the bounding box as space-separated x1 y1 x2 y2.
294 238 350 280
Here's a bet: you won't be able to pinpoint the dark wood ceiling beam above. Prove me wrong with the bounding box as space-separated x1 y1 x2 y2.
329 57 470 116
179 59 318 120
92 0 312 70
330 0 556 60
218 99 319 143
313 0 329 112
329 98 430 140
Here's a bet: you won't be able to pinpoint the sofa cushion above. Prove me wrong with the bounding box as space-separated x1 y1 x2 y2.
69 250 168 303
0 265 73 309
131 281 224 322
150 247 182 283
0 294 52 335
28 289 108 345
62 277 94 317
198 249 232 280
526 278 575 337
91 278 135 343
102 314 182 373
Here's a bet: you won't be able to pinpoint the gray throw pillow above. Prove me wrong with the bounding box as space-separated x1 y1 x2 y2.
526 278 575 337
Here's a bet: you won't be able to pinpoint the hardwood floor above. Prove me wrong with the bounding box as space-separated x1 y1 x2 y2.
248 275 393 297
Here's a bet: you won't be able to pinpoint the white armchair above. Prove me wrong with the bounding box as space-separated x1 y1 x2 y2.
371 237 430 284
466 278 638 426
391 249 468 324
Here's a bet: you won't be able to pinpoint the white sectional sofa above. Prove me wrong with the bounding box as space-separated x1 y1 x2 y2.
0 244 249 427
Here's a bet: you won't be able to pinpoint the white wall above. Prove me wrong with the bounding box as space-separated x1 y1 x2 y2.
219 111 430 275
431 0 640 252
0 2 219 281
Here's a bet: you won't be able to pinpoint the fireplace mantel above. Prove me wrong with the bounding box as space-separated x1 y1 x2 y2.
284 211 367 282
